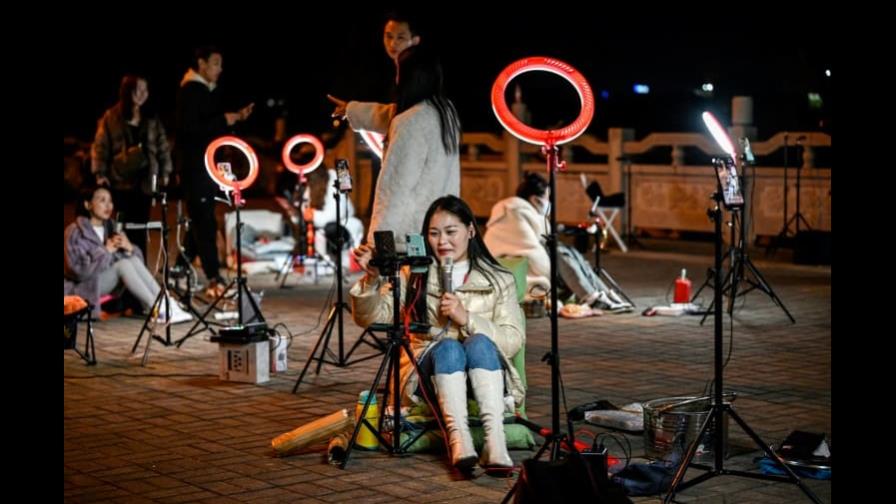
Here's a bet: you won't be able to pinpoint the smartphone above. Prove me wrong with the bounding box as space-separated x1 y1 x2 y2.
373 231 397 263
335 159 352 192
715 158 744 209
217 162 234 180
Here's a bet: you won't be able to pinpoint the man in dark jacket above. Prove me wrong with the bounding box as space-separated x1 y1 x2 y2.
175 45 253 298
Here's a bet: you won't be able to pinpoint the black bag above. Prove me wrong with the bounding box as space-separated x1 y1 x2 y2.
514 449 631 503
111 143 147 180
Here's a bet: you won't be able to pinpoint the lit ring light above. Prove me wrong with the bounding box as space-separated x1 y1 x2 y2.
282 134 324 175
491 56 594 146
359 129 384 159
701 111 736 159
204 135 259 192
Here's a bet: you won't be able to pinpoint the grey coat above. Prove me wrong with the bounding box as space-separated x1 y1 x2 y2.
64 216 144 317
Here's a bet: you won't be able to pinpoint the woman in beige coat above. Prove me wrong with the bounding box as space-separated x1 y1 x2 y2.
350 196 524 475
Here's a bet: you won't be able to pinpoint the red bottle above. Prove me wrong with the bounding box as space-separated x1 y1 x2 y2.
674 268 692 304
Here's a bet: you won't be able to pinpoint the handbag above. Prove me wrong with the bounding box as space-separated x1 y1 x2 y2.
111 143 147 180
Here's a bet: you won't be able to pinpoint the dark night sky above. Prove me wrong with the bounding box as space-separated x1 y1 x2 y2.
63 8 832 143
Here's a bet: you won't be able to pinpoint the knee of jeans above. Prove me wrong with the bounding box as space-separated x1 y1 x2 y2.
432 339 465 374
464 334 501 370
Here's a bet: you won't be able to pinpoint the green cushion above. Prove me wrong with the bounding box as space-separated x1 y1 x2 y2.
497 255 528 302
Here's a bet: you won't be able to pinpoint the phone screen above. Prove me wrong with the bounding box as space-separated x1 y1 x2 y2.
336 159 352 192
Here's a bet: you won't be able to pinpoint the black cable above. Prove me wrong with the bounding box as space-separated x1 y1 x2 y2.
594 431 632 471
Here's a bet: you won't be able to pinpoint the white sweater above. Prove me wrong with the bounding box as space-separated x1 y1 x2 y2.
346 101 460 246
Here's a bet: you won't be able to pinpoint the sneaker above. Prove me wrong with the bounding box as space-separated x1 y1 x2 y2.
591 291 633 313
606 290 631 307
154 299 194 324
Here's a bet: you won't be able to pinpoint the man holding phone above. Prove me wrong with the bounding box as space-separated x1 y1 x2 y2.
175 45 254 298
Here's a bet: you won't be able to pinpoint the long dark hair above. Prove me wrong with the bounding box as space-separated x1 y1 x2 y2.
421 195 509 290
118 74 151 121
395 46 461 154
516 172 548 200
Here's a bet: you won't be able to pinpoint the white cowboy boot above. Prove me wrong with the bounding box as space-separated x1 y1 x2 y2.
434 371 478 471
469 368 513 474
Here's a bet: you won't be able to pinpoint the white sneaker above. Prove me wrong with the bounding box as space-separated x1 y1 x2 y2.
606 290 634 308
592 291 632 313
155 299 194 324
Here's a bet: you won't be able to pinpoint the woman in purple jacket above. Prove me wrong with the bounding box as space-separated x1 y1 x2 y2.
64 185 191 323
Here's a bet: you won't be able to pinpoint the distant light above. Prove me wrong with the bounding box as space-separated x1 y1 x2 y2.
702 83 714 92
600 90 610 100
633 84 650 95
808 92 823 109
266 98 276 107
825 69 831 77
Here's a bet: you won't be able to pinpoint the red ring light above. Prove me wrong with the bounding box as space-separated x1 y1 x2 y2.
359 129 384 159
204 136 259 192
281 134 324 175
491 56 594 146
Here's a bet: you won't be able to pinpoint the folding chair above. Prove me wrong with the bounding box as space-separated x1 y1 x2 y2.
64 296 96 365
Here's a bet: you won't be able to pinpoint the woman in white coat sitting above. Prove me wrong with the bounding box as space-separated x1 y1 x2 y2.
350 195 524 476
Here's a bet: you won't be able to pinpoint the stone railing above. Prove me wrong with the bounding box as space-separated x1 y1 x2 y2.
342 125 831 243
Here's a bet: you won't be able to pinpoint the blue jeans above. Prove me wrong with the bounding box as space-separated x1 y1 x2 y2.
416 334 501 397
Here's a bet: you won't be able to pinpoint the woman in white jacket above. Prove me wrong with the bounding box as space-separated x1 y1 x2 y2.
350 196 524 475
330 45 461 248
484 173 632 312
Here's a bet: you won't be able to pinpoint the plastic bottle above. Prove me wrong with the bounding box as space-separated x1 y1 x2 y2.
354 390 380 450
674 268 692 304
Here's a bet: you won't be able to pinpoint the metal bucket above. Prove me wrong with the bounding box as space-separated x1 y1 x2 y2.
643 396 728 464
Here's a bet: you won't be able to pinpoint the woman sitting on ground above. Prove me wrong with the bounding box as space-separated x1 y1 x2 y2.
350 195 524 475
484 172 632 312
64 184 192 323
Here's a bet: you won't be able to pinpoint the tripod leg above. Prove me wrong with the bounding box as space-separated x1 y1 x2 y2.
725 407 822 504
343 322 387 363
339 338 398 468
292 306 338 393
174 279 235 348
742 258 796 323
132 288 166 353
597 268 635 307
276 253 297 287
313 308 338 375
663 405 720 503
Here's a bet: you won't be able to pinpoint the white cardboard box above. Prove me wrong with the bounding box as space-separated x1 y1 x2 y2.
218 340 270 383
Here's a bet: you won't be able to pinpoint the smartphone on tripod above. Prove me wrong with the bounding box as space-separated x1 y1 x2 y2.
335 159 352 193
715 157 744 210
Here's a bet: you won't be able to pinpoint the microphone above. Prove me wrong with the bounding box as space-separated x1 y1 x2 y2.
441 256 454 294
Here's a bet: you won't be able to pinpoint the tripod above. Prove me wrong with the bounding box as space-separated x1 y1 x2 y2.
588 207 635 307
768 135 812 255
292 164 385 393
503 143 581 502
337 256 438 468
130 190 189 365
692 161 795 324
275 176 309 287
662 189 821 504
175 185 266 348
